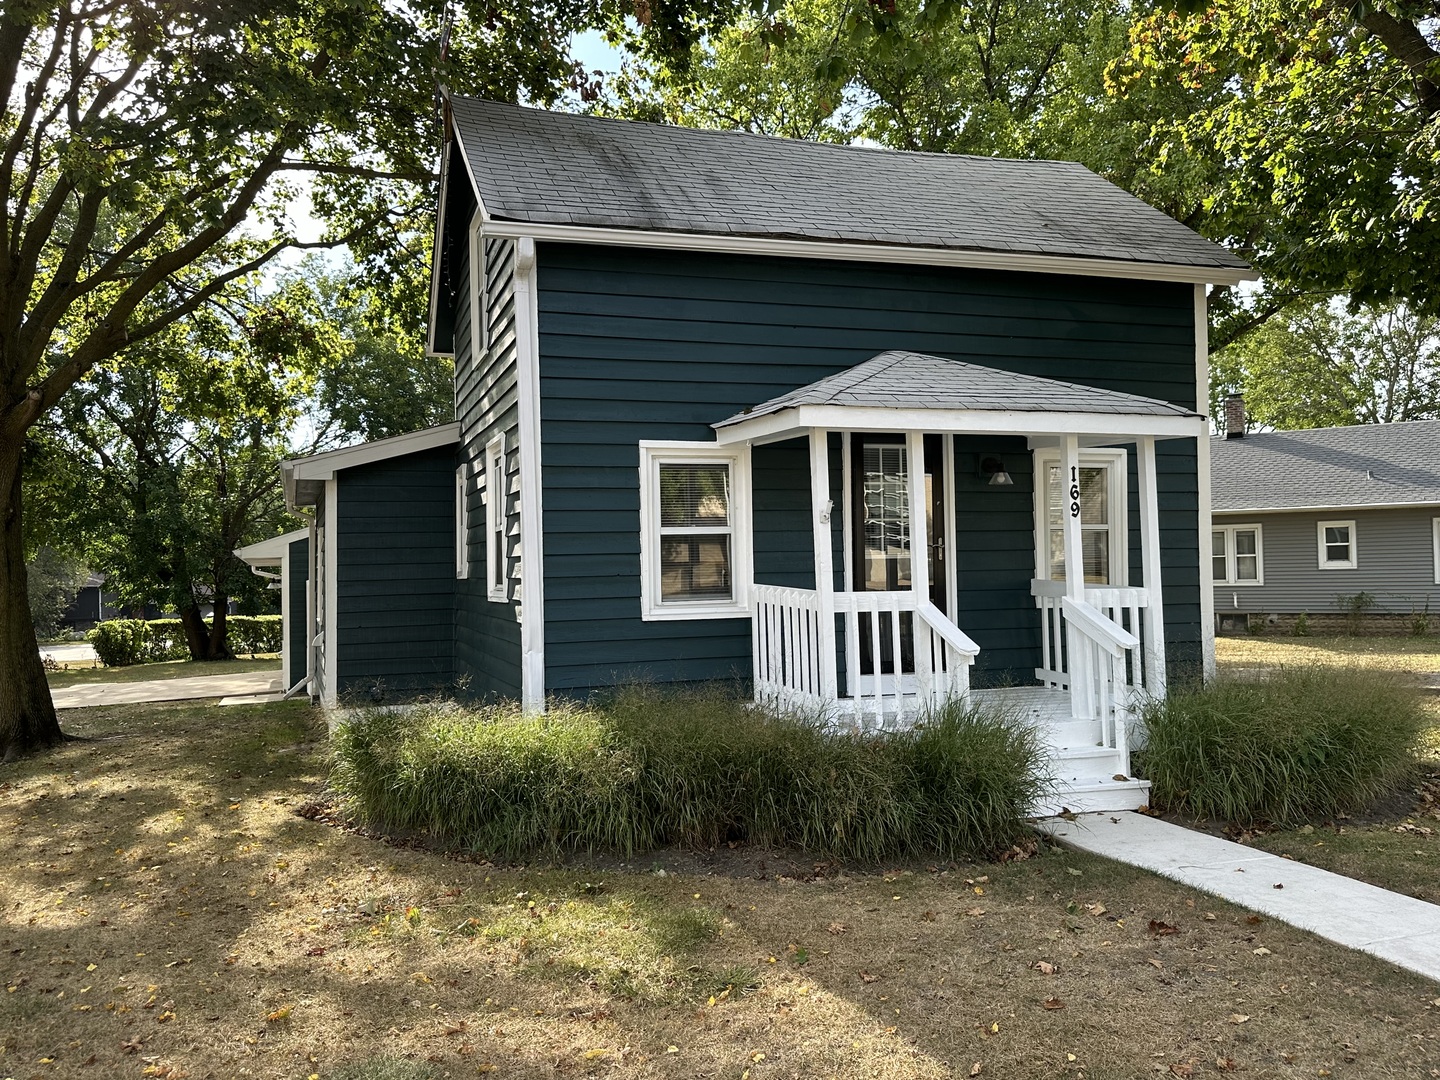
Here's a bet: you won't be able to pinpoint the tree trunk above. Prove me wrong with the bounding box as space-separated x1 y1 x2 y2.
0 442 64 761
178 602 211 661
207 593 233 660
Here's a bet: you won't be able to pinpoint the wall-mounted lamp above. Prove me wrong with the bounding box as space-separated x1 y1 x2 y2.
979 455 1014 487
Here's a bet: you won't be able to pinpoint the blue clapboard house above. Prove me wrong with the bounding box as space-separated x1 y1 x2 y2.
252 97 1253 812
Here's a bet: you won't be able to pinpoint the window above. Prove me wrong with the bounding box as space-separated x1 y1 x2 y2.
1434 518 1440 585
639 443 751 620
1212 524 1263 585
455 466 469 579
468 210 486 359
485 435 506 601
1317 519 1357 569
1035 448 1127 585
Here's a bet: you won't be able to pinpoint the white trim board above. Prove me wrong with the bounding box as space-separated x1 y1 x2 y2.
426 136 455 360
712 405 1205 446
234 527 309 567
1214 500 1440 515
479 219 1255 287
1195 283 1216 680
285 424 461 507
513 237 547 712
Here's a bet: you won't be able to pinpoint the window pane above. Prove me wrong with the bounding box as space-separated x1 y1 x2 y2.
660 535 731 600
1046 466 1062 528
1237 555 1258 581
1213 530 1227 556
1326 544 1350 562
660 464 730 528
1235 530 1256 556
1082 530 1109 585
861 445 911 591
1325 525 1349 546
1049 529 1065 581
1213 555 1228 582
1212 531 1227 582
1079 467 1108 526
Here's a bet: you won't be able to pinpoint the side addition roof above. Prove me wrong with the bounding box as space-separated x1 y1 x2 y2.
448 96 1251 283
1211 421 1440 513
712 351 1204 445
283 423 460 508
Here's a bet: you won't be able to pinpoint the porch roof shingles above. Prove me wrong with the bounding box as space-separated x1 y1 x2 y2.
449 96 1249 274
714 351 1200 430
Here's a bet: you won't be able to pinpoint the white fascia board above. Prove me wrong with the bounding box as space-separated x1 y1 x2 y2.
287 424 461 488
711 406 1205 445
482 219 1255 287
447 119 490 224
425 138 455 359
234 527 310 566
1213 500 1440 515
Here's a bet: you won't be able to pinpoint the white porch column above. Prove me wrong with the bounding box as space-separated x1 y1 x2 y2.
1136 436 1168 698
905 431 929 601
1058 434 1089 719
809 429 839 701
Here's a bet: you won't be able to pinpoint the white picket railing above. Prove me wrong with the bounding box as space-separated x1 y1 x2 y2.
1033 579 1153 694
752 584 979 725
834 589 979 728
752 584 827 712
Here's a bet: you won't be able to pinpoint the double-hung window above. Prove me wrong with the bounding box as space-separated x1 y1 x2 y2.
1035 448 1127 585
1212 524 1263 585
485 435 506 601
1317 519 1357 569
639 443 751 620
455 466 469 579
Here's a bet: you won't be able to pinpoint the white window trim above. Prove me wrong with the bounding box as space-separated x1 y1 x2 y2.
639 441 752 621
1434 518 1440 586
1212 522 1264 585
1317 518 1358 570
468 210 487 361
485 434 507 602
1032 446 1129 586
455 465 469 580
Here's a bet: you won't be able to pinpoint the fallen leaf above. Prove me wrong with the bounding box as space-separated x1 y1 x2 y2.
964 907 986 917
1216 1057 1237 1072
826 922 847 935
1253 947 1272 956
1230 1014 1250 1025
1148 958 1164 970
860 972 880 984
1203 913 1217 921
1148 920 1179 936
265 1006 292 1022
970 1063 983 1076
1272 883 1284 890
1086 902 1107 917
1033 960 1055 975
1170 1064 1193 1078
1043 997 1065 1010
1245 915 1263 926
666 1046 679 1054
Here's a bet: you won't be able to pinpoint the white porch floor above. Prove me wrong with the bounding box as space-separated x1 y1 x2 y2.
971 685 1152 816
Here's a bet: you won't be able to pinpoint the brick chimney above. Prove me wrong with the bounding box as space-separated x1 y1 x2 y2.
1224 393 1246 439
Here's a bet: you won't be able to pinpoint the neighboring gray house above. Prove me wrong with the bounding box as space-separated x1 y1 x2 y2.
1211 408 1440 630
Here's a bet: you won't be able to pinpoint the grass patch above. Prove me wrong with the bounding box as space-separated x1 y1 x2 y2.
330 688 1047 861
46 655 280 687
1216 634 1440 674
1139 665 1428 826
6 698 1440 1078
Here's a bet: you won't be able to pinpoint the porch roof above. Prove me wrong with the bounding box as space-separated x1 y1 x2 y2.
712 351 1205 444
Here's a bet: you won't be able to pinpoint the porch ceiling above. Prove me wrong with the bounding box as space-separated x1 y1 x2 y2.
712 351 1205 445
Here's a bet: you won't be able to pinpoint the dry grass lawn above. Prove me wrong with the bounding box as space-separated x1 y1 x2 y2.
45 657 281 689
1215 635 1440 675
5 701 1440 1080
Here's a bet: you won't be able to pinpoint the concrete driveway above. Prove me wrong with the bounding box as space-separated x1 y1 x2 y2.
51 671 282 710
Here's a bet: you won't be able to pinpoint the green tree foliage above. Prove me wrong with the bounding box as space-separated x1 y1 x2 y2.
2 0 727 758
1213 299 1440 430
25 546 88 639
1117 0 1440 316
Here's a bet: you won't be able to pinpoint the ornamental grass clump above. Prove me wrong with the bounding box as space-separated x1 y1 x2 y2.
330 688 1048 862
1138 665 1428 826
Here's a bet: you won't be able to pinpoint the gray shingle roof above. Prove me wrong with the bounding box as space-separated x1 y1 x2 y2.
450 96 1249 273
714 351 1200 429
1211 421 1440 511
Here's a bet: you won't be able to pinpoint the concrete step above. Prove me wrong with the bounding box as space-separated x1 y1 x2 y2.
1034 776 1151 817
1042 718 1104 750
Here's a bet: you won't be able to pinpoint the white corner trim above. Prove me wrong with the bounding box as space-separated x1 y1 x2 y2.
637 440 753 621
426 137 453 359
513 237 547 711
479 219 1255 286
1195 283 1216 680
323 477 339 709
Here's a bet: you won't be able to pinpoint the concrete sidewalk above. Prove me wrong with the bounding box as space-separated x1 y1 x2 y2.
52 671 281 710
1040 811 1440 983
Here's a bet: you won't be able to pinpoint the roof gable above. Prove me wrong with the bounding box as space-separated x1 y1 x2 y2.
449 96 1249 279
1211 421 1440 511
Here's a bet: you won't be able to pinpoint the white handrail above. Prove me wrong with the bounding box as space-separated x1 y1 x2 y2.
1061 596 1138 656
916 599 980 657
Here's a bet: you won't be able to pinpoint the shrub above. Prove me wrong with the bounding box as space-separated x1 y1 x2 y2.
88 615 281 665
1137 666 1428 826
330 689 1047 862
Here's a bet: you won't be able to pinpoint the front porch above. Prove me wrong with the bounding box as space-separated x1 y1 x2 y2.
711 352 1207 812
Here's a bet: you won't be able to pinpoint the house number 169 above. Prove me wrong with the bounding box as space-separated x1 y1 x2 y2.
1069 466 1081 519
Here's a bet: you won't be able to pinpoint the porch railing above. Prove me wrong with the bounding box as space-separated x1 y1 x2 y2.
1033 579 1159 694
752 584 979 724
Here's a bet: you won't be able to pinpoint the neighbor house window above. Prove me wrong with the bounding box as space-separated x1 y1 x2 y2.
1317 519 1357 569
1434 518 1440 585
1213 524 1263 585
455 466 469 580
1035 448 1127 586
468 210 487 359
485 435 506 601
639 442 751 620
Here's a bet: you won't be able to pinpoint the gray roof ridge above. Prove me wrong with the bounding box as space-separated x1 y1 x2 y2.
1212 417 1440 440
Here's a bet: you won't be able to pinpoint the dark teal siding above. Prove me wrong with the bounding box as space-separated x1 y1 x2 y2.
287 535 309 687
335 446 455 697
537 243 1202 693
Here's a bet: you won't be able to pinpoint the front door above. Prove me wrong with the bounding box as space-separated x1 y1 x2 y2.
850 434 946 678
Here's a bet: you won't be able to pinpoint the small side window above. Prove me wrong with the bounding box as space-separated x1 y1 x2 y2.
485 435 507 602
455 466 469 580
468 211 487 360
1212 524 1263 585
1317 519 1357 569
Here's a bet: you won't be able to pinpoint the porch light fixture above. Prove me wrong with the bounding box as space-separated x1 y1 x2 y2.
980 455 1014 486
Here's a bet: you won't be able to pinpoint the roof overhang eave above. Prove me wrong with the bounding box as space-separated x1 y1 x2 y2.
481 219 1256 287
284 423 462 508
712 405 1206 446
